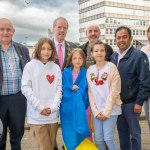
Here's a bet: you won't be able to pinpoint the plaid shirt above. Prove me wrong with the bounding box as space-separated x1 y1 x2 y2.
1 43 22 95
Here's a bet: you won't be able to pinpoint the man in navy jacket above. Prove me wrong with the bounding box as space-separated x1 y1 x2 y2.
111 26 150 150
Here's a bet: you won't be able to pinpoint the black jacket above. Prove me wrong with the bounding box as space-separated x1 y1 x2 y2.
79 41 114 61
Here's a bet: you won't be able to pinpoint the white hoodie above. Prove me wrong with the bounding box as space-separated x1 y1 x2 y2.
21 59 62 124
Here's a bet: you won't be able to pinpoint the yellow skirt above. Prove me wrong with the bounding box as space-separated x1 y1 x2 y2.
65 138 98 150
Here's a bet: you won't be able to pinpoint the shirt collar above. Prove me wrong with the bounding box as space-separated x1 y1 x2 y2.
54 37 65 47
0 41 14 52
116 44 132 56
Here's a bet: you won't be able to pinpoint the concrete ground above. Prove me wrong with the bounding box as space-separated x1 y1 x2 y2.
6 120 150 150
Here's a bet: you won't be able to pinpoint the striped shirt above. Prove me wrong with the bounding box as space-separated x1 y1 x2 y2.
1 43 22 95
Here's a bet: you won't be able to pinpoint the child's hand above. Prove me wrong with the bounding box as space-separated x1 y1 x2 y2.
46 108 51 114
96 113 108 120
40 107 51 116
100 114 108 120
72 85 79 91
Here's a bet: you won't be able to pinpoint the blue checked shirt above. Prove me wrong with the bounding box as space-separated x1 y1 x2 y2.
1 43 22 95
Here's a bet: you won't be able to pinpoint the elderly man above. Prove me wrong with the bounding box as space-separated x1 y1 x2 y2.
53 17 77 71
80 25 113 68
111 26 150 150
0 18 30 150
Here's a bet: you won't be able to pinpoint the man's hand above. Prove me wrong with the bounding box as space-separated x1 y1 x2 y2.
134 104 142 113
72 85 79 91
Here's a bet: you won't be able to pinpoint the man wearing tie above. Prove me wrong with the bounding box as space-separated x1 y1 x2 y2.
53 17 77 71
52 17 77 150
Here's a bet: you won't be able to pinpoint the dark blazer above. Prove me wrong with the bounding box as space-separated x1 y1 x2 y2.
79 41 114 61
0 42 30 93
111 45 150 105
53 40 77 71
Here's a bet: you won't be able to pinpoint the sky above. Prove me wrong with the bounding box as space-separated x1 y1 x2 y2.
0 0 79 46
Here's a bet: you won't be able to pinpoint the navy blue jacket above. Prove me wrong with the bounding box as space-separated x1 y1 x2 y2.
0 42 30 93
111 46 150 105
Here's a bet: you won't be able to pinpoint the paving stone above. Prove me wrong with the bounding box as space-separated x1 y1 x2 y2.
6 120 150 150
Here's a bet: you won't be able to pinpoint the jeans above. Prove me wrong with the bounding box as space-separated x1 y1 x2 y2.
117 102 141 150
93 115 118 150
0 92 26 150
144 98 150 129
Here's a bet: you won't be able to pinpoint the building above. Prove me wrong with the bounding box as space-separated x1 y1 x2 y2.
78 0 150 49
48 28 54 39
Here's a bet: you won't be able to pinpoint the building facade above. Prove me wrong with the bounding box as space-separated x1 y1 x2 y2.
78 0 150 49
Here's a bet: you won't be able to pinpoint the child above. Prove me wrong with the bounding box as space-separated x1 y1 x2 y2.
21 38 62 150
87 41 122 150
60 48 90 150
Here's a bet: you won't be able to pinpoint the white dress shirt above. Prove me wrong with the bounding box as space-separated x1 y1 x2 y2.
116 44 132 66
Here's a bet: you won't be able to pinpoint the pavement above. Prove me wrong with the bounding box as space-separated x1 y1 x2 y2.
6 120 150 150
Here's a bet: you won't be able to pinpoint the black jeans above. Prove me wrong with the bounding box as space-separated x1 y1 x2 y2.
0 92 26 150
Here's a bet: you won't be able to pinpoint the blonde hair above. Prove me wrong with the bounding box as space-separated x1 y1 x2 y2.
32 37 57 61
67 48 86 67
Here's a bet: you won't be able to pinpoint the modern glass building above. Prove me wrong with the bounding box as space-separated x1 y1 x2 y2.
78 0 150 49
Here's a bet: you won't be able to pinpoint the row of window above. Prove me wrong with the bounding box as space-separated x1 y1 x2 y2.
80 28 147 39
105 39 116 46
80 6 150 20
79 18 150 30
106 18 149 26
79 0 150 10
79 18 105 29
106 29 146 36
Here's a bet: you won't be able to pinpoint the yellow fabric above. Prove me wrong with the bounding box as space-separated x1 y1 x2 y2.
90 113 94 132
65 138 98 150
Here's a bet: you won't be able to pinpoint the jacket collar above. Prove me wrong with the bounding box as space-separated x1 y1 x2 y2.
121 45 134 59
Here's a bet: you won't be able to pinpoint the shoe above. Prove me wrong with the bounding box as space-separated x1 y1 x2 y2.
54 147 58 150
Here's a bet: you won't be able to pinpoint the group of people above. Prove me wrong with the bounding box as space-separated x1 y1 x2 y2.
0 16 150 150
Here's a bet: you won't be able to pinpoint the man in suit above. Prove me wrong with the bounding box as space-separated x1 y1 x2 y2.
53 17 77 150
0 18 30 150
111 26 150 150
80 24 113 68
53 17 77 71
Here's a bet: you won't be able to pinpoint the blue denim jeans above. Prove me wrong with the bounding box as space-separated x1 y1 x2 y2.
93 115 118 150
117 102 141 150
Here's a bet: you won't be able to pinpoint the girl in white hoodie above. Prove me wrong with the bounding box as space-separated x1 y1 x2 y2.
21 38 62 150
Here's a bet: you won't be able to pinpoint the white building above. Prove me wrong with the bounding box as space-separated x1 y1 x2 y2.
78 0 150 49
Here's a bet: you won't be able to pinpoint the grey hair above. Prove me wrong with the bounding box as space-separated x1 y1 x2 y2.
53 17 68 29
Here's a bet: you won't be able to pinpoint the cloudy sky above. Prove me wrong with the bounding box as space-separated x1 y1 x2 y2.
0 0 79 45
